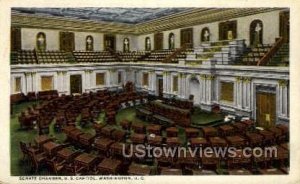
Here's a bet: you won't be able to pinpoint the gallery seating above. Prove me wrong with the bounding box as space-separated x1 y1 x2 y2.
73 51 118 63
36 51 69 64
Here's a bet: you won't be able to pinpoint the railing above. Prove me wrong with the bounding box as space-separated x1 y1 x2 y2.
163 43 188 63
257 37 284 66
106 47 122 62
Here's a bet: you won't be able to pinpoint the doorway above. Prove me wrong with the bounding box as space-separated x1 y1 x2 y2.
256 92 276 128
104 34 116 51
59 32 75 52
180 28 193 48
219 20 237 40
189 77 200 105
156 75 163 97
154 33 163 50
280 11 289 43
70 75 82 94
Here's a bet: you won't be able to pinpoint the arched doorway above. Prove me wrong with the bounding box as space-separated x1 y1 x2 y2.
189 77 200 105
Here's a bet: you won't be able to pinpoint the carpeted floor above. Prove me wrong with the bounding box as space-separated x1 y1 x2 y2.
10 102 223 176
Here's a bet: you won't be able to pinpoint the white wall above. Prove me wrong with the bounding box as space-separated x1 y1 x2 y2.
137 33 154 51
74 32 103 51
21 10 282 51
136 10 282 49
116 34 139 51
162 29 181 49
21 28 60 50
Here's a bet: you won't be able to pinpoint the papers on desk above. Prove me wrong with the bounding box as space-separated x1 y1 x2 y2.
256 127 264 131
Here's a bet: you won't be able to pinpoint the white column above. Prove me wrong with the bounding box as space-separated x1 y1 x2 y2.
32 72 37 93
278 80 289 117
200 75 206 103
205 75 214 104
25 72 32 94
235 76 244 108
62 71 68 94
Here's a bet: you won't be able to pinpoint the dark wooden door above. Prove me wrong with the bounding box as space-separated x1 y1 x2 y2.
70 75 82 94
157 77 163 97
60 32 75 52
11 27 21 51
280 11 289 43
180 28 193 48
256 92 276 128
154 33 163 50
219 20 237 40
104 34 116 51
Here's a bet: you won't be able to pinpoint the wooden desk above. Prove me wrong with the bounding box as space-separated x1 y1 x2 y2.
79 133 95 146
74 153 99 170
112 129 126 141
177 151 199 166
258 130 275 144
245 132 263 146
276 124 289 135
68 129 84 141
128 163 151 175
131 122 145 134
166 127 179 137
202 127 218 137
110 142 128 156
190 137 208 147
56 148 78 162
231 122 247 132
241 120 254 128
185 128 199 138
147 124 162 135
225 135 245 147
42 141 62 157
148 135 163 146
97 158 122 175
160 168 182 175
94 138 115 152
100 126 115 137
209 137 227 147
130 133 146 144
258 168 286 175
62 126 76 134
34 135 53 147
268 127 283 138
219 125 235 136
166 137 181 147
228 169 252 175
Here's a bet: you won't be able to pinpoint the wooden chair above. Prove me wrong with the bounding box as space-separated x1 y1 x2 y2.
28 151 47 173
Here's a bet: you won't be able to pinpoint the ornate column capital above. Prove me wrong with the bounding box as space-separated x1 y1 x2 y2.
200 74 206 79
206 75 215 80
149 70 155 74
243 77 252 83
163 71 170 75
24 72 32 77
85 69 93 73
278 79 288 87
235 76 243 83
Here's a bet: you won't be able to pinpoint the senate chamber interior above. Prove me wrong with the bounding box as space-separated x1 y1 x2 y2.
10 8 289 176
